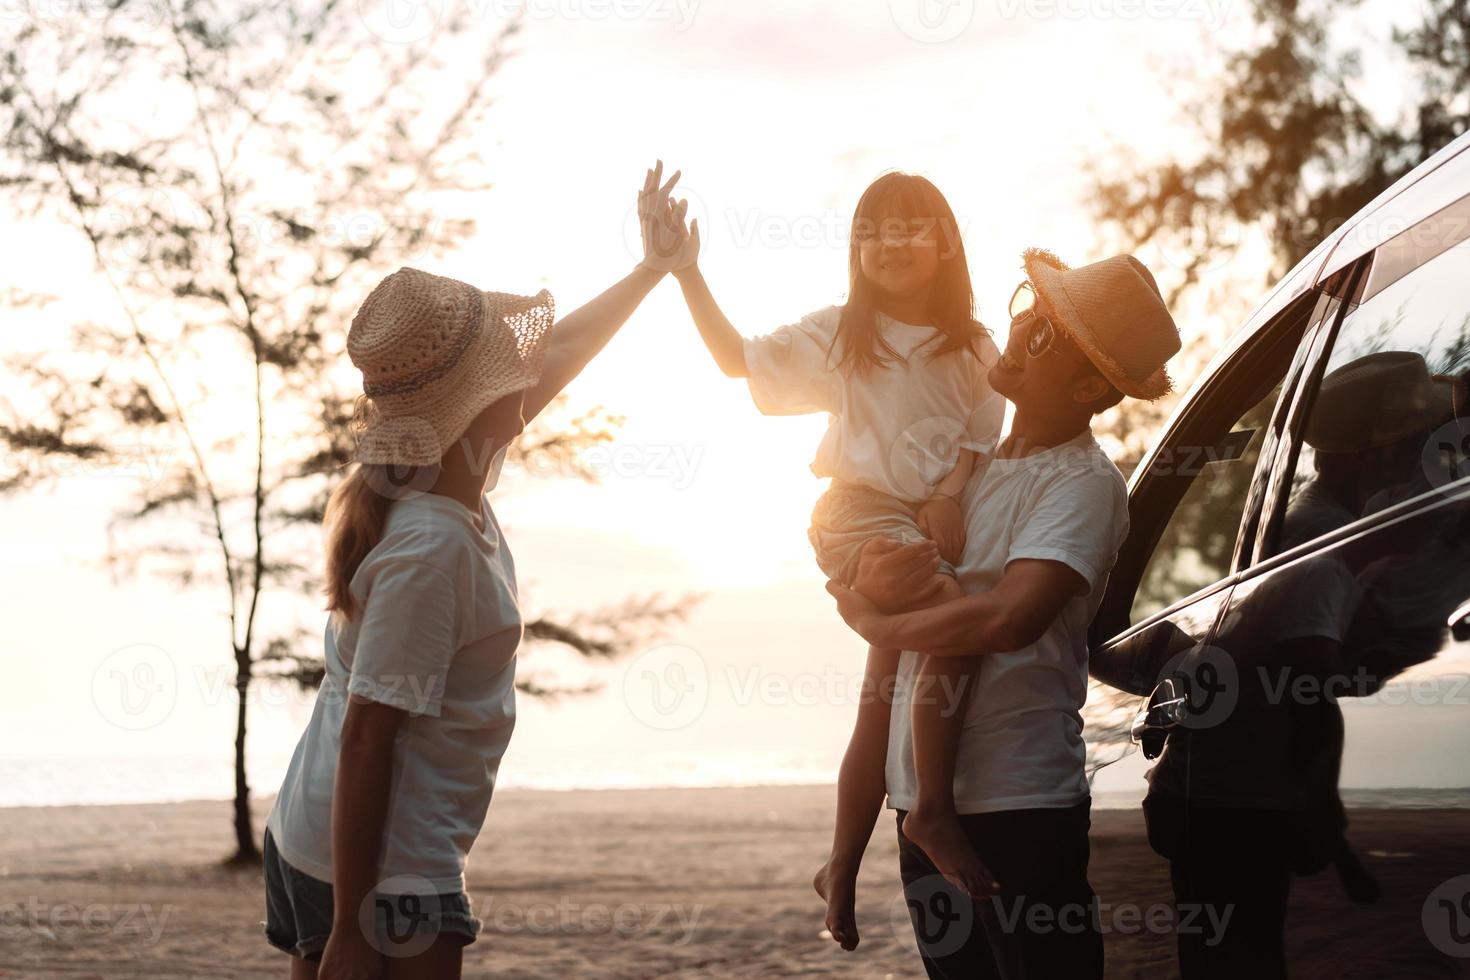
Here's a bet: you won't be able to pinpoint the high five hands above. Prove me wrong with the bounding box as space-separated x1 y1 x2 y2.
638 159 700 274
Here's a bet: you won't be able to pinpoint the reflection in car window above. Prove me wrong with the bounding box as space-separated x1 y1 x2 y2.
1270 242 1470 558
1130 388 1281 623
1129 319 1308 624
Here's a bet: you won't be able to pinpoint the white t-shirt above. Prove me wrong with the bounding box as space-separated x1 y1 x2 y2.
885 431 1130 814
743 305 1003 502
267 492 521 892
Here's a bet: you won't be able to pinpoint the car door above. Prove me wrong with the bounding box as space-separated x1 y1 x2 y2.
1087 281 1346 760
1195 194 1470 965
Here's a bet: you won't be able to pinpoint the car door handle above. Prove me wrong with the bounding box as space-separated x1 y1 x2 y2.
1451 600 1470 642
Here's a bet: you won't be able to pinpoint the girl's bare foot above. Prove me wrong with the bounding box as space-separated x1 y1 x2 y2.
812 859 861 951
902 805 998 899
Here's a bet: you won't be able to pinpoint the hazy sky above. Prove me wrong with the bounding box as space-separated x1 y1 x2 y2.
3 0 1464 806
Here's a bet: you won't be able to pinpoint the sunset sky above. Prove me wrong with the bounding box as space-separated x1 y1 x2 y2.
3 0 1462 807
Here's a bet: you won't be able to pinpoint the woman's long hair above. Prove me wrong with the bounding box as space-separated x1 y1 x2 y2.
323 465 397 619
831 172 985 374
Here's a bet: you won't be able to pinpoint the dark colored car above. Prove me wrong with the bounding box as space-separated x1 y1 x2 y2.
1089 130 1470 974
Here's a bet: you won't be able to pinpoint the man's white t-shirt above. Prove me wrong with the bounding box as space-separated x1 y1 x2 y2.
743 305 1003 502
268 492 521 892
885 431 1130 814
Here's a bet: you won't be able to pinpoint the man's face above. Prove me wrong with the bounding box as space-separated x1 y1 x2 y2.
987 296 1101 413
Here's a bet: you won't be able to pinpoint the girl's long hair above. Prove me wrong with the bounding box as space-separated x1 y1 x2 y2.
323 464 397 619
831 172 985 374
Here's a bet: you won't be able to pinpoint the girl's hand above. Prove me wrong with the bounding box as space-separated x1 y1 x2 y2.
850 536 943 612
826 580 896 647
666 197 700 276
917 496 965 565
318 927 384 980
637 161 698 273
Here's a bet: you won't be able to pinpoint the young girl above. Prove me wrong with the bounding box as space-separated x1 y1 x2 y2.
263 162 693 980
670 172 1003 947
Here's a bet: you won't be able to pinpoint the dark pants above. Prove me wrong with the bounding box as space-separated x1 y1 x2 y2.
895 801 1103 980
1144 796 1291 980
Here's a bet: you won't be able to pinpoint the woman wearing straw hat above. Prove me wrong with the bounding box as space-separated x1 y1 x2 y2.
262 162 695 980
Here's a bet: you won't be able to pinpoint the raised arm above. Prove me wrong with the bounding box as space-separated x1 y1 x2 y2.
520 161 692 423
831 558 1085 658
520 265 665 423
673 260 748 379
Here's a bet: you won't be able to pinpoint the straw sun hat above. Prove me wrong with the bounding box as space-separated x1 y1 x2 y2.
1022 248 1181 400
347 267 555 467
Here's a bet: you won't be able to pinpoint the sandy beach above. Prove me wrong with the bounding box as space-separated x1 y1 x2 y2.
0 785 1465 979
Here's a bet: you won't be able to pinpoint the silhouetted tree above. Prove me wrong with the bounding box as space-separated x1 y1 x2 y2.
0 2 696 864
1094 0 1469 302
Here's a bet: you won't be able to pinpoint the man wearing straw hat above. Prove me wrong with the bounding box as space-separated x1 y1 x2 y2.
826 249 1181 978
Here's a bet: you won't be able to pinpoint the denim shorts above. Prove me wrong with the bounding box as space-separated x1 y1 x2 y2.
262 827 481 960
808 481 956 585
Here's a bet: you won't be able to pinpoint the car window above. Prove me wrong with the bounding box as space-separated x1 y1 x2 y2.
1266 209 1470 559
1127 307 1315 624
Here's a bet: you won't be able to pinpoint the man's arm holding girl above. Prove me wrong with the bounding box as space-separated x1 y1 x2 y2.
834 540 1085 658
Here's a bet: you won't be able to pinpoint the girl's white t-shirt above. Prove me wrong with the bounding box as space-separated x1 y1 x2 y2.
743 305 1004 502
267 492 521 893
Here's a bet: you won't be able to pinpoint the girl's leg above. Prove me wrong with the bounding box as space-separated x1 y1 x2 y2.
901 574 998 898
383 932 464 979
814 644 901 950
289 955 318 980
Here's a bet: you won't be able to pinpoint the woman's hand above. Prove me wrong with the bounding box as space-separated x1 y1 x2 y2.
318 927 384 980
917 496 965 565
638 160 698 273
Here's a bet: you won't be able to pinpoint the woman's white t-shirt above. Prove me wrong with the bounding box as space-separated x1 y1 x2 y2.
267 492 521 893
742 305 1003 502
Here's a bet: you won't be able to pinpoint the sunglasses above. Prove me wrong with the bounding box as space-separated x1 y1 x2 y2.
1008 281 1059 359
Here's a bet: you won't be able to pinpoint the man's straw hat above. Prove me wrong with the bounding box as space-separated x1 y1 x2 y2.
1022 248 1181 400
347 267 554 467
1305 351 1460 454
